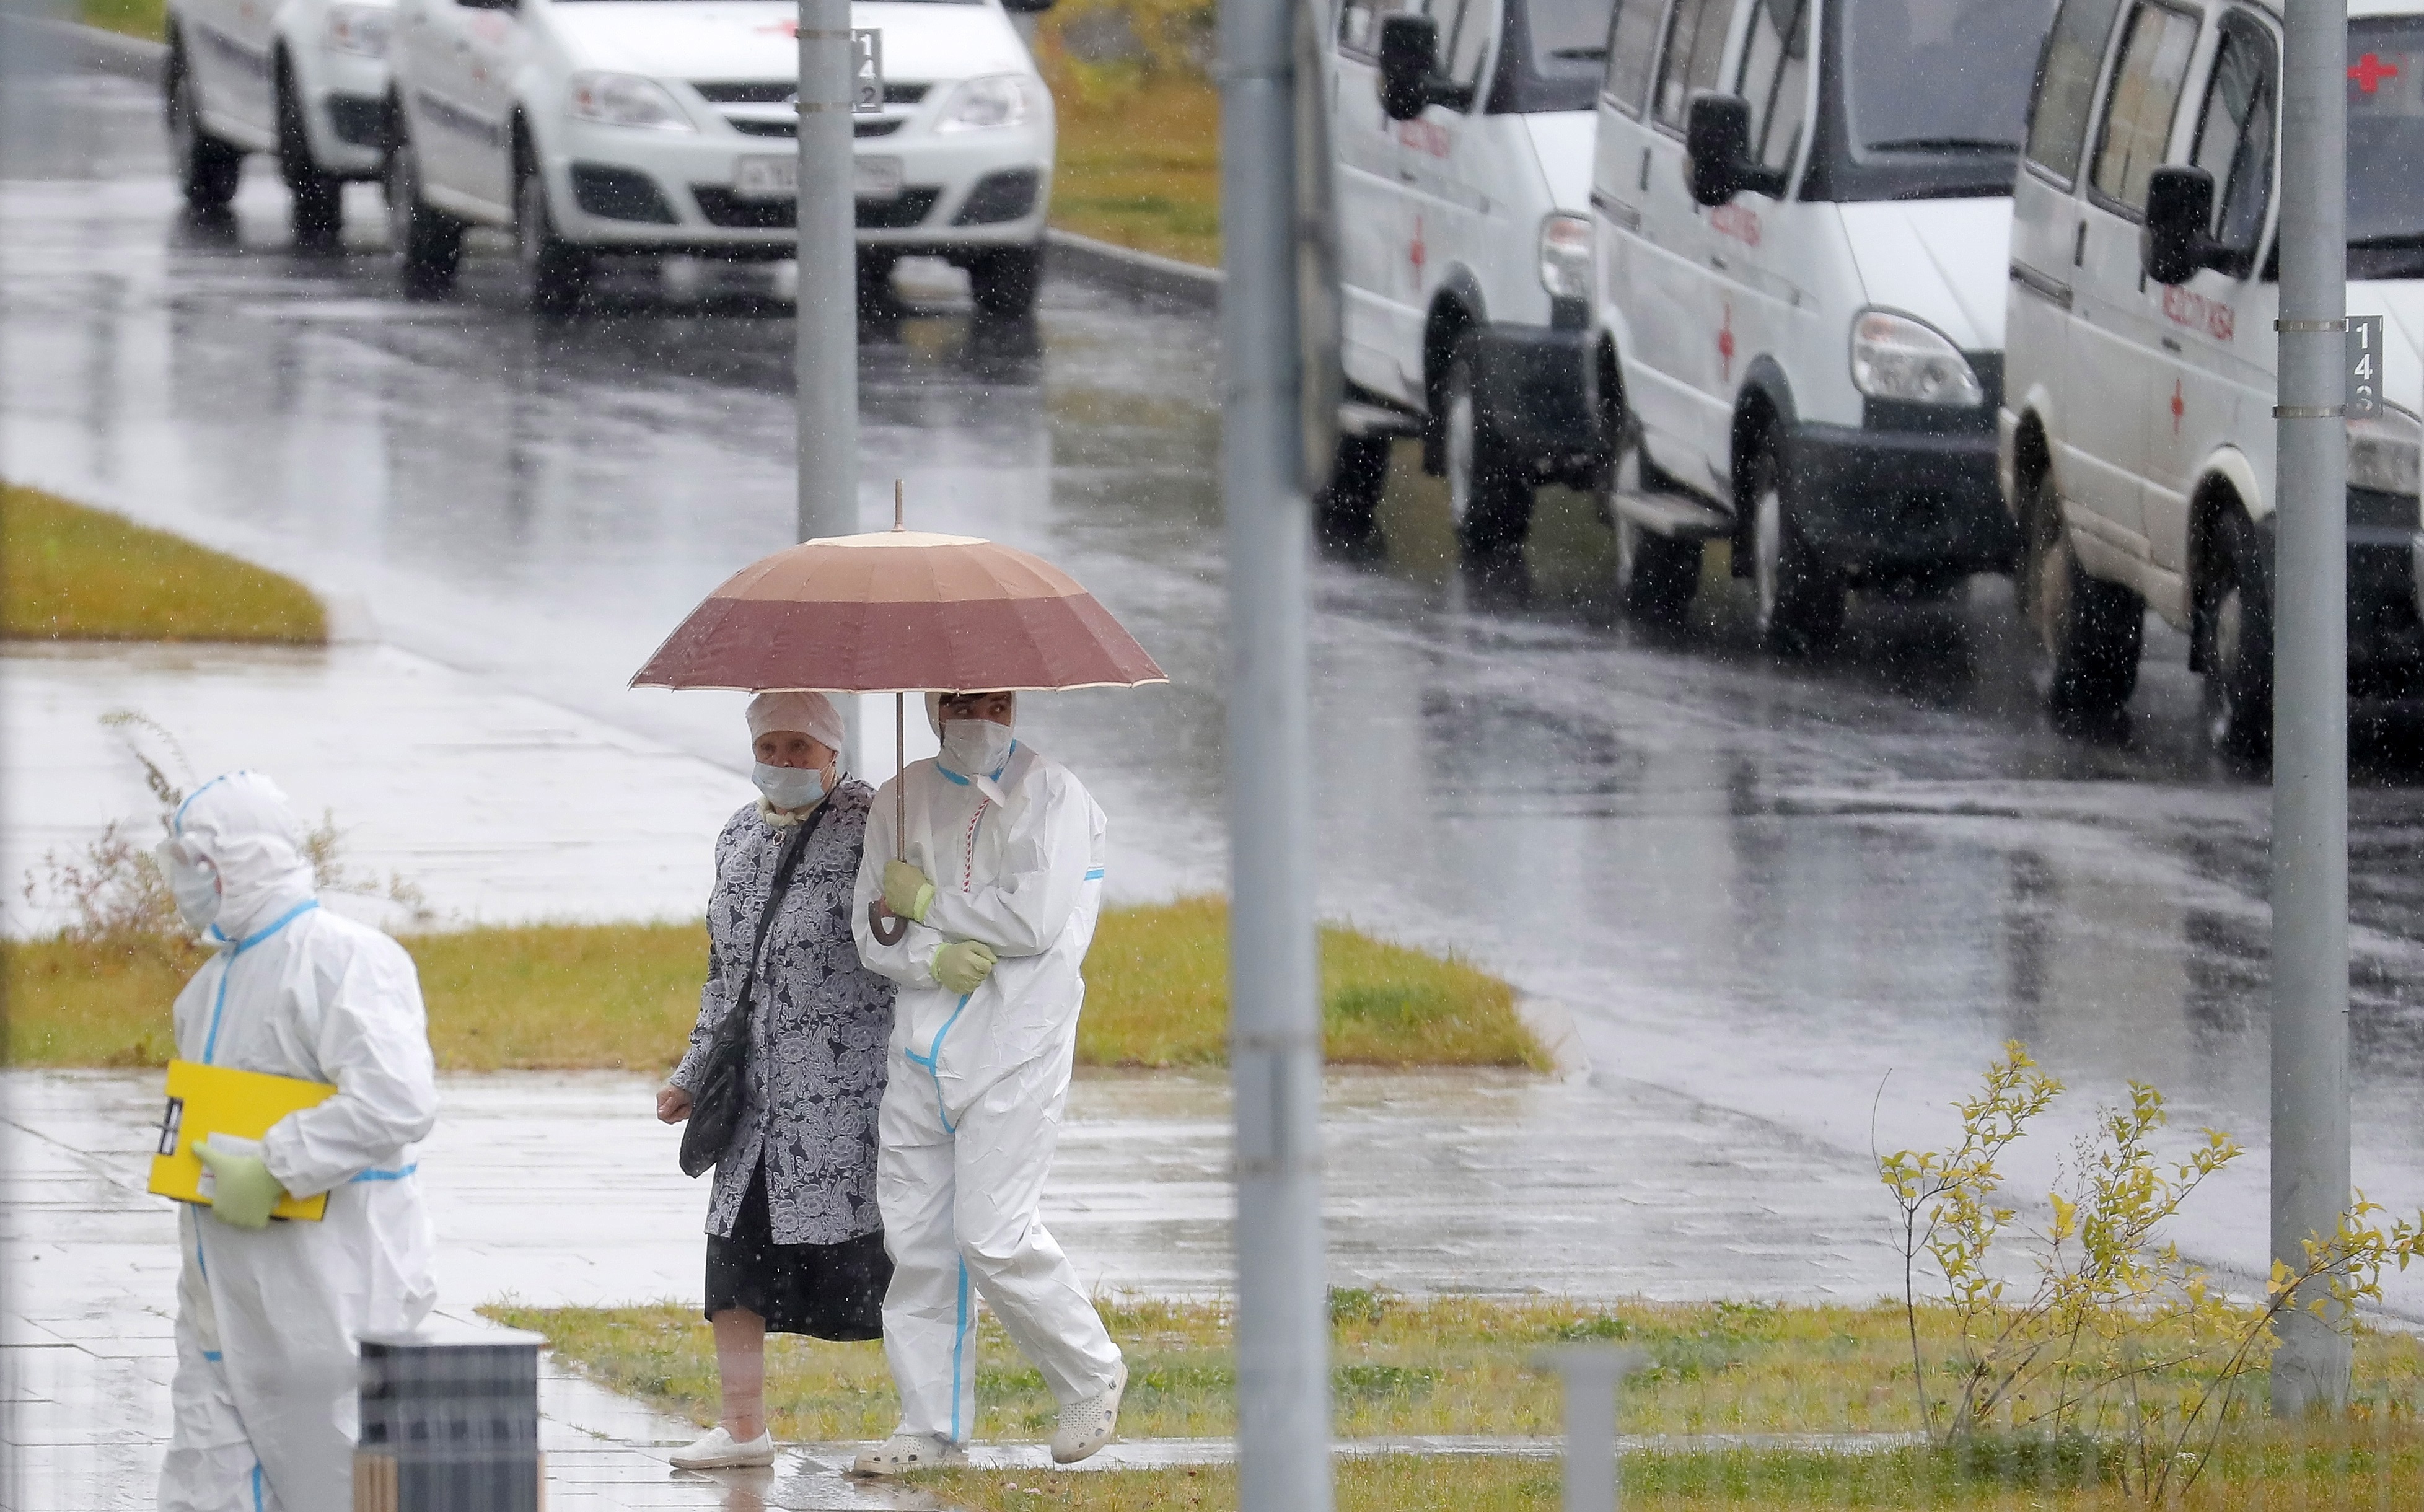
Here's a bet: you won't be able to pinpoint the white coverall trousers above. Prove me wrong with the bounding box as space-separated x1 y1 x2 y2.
879 1049 1121 1443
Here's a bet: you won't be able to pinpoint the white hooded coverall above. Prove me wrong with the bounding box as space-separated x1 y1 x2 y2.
851 740 1122 1444
157 773 439 1512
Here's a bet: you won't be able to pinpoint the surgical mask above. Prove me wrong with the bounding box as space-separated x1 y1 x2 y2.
752 761 828 812
940 719 1014 778
158 845 222 932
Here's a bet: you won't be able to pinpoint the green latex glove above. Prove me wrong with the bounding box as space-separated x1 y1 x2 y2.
195 1138 286 1229
883 859 936 924
933 940 998 995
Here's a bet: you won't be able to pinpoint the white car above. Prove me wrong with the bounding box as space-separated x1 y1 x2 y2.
1584 0 2055 646
1309 0 1615 556
164 0 396 242
2000 0 2424 753
382 0 1055 314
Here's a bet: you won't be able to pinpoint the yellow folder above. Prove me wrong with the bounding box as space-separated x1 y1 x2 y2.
148 1058 337 1223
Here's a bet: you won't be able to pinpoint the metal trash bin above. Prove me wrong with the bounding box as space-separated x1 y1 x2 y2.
353 1324 544 1512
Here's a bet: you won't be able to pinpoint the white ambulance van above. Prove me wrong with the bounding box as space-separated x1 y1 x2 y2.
2000 0 2424 754
1583 0 2055 646
164 0 395 243
1311 0 1618 555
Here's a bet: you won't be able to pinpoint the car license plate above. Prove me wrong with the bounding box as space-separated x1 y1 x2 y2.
732 155 903 201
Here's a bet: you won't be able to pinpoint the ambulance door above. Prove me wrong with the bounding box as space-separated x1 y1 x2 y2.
1716 0 1811 413
2143 6 2278 585
1415 0 1504 359
1593 0 1675 403
2008 0 2129 483
2065 0 2203 562
1337 0 1422 405
1631 0 1739 490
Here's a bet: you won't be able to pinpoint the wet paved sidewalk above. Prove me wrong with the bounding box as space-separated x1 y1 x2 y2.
4 1065 1897 1508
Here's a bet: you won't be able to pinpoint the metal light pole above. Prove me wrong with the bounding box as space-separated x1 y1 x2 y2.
1221 0 1333 1508
2270 0 2353 1417
796 0 858 547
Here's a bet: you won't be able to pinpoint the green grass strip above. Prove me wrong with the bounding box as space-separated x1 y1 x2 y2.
2 900 1540 1071
2 484 325 643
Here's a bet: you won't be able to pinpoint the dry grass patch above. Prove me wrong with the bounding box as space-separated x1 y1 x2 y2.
2 485 324 643
920 1430 2424 1512
478 1291 2424 1451
5 902 1535 1071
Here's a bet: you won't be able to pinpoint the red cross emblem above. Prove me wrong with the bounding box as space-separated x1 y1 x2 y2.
2351 52 2400 94
758 17 798 35
2170 378 2184 434
1717 302 1736 382
1408 216 1426 285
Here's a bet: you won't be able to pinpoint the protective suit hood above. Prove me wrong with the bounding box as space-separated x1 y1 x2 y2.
172 771 317 945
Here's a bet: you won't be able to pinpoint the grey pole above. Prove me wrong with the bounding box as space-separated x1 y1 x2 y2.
796 0 858 546
2270 0 2353 1417
1220 0 1332 1508
1534 1348 1647 1512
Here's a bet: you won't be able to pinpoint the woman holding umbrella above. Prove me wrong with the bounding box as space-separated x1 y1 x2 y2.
656 691 896 1470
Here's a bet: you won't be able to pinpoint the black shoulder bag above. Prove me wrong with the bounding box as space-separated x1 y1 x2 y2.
678 802 830 1179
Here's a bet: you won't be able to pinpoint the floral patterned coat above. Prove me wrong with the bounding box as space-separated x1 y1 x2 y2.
672 781 895 1246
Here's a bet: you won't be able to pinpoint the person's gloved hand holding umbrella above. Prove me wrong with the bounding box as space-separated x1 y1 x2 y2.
882 860 934 923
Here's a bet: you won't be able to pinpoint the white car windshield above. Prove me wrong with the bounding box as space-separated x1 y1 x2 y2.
2350 17 2424 278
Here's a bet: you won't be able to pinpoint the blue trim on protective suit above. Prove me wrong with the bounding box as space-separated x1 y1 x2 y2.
903 993 972 1135
934 741 1017 786
1085 868 1104 881
203 1350 222 1362
950 1257 972 1443
200 900 318 1064
251 1460 263 1512
171 773 238 835
348 1163 418 1183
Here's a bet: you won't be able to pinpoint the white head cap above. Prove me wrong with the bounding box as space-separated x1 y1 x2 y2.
165 770 316 943
747 691 846 755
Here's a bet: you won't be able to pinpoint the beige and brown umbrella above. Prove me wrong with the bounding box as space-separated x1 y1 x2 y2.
631 503 1166 939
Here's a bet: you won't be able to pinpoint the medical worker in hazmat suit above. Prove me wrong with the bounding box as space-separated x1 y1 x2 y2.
849 690 1126 1474
153 771 439 1512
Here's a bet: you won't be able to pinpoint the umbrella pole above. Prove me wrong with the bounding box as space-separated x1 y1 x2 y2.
868 690 913 946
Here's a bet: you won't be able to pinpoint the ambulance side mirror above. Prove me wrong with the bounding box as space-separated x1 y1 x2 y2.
2141 166 2219 286
1379 14 1475 120
1685 94 1786 208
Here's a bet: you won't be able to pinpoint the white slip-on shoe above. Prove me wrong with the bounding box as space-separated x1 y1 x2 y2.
1050 1359 1128 1465
850 1433 968 1477
669 1425 776 1469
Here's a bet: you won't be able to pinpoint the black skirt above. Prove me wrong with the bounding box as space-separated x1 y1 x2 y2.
704 1162 892 1340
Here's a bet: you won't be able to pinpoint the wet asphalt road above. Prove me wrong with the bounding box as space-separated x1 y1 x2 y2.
6 69 2423 1306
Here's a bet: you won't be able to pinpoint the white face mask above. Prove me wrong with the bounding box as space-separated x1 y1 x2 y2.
157 843 222 932
939 719 1015 779
752 761 829 812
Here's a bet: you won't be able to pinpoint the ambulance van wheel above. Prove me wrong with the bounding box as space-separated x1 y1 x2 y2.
1442 333 1532 559
1317 432 1390 548
2027 470 2142 716
1605 440 1698 626
1748 444 1843 654
167 38 244 212
2201 501 2272 761
385 117 462 298
277 65 344 247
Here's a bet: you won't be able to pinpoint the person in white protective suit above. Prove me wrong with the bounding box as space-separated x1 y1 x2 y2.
848 690 1126 1474
152 771 439 1512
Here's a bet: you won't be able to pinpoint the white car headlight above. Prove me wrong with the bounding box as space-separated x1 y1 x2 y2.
2348 404 2422 498
1849 309 1985 407
936 74 1040 133
567 73 696 132
1537 213 1591 302
324 4 392 58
